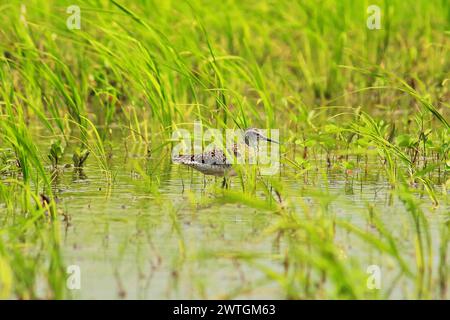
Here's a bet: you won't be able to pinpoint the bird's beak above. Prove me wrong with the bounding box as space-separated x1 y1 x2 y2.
265 137 279 144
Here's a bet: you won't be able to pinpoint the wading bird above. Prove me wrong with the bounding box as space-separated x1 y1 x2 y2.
173 128 278 186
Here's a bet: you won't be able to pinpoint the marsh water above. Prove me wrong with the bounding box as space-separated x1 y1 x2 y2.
32 135 446 300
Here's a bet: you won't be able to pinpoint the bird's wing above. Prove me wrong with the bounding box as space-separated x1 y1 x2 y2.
173 148 230 165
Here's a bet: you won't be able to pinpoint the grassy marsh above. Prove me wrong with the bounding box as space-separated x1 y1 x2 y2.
0 0 449 299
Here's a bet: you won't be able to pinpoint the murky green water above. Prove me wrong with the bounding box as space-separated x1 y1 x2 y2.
40 138 446 299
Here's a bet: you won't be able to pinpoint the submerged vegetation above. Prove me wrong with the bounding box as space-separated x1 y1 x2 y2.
0 0 448 299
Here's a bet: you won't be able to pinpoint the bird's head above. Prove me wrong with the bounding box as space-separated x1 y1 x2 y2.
243 128 279 146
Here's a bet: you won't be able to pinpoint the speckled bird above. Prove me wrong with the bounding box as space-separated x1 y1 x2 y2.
173 128 278 177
